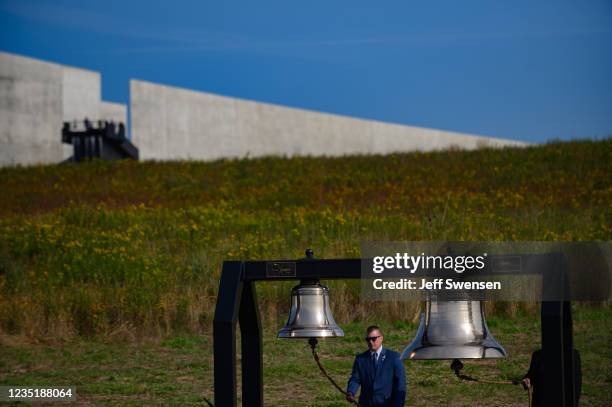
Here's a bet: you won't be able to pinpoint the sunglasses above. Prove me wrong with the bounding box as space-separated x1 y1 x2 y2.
365 336 381 342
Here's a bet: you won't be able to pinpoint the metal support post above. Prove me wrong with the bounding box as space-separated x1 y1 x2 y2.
240 281 263 406
213 261 243 407
541 253 575 406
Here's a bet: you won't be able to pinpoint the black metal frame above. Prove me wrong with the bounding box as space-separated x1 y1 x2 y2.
213 254 576 406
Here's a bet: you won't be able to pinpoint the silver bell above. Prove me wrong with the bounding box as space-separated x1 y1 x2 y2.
401 299 506 360
277 280 344 338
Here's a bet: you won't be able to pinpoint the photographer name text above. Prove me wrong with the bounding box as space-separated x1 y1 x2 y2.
372 278 501 291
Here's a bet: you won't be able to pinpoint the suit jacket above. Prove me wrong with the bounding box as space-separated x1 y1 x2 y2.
524 349 581 407
347 348 406 407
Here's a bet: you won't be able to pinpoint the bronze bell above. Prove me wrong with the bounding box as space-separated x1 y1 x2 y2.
401 298 506 360
277 280 344 338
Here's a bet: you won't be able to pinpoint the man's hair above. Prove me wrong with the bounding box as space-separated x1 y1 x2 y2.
366 325 383 336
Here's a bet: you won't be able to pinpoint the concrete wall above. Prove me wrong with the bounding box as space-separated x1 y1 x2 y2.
0 52 64 166
131 80 527 161
2 51 527 167
61 68 126 124
0 52 128 167
100 101 127 124
62 66 101 122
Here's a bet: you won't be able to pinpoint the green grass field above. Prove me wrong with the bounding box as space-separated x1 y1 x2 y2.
0 139 610 405
1 307 610 405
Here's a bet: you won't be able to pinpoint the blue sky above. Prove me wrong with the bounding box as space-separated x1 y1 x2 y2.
1 0 611 143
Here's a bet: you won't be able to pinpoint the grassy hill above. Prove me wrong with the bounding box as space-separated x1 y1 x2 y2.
0 139 610 337
0 139 610 405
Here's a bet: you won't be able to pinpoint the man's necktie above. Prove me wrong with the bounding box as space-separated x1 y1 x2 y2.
372 352 378 368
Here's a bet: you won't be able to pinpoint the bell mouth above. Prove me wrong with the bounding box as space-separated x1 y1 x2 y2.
402 343 507 360
277 327 345 338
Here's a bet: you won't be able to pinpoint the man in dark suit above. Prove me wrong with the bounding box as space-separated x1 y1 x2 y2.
346 325 406 407
522 348 582 406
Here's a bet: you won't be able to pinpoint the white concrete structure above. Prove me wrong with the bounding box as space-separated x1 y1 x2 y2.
0 52 63 166
131 80 527 162
61 66 101 122
100 101 127 125
0 52 127 166
1 51 527 167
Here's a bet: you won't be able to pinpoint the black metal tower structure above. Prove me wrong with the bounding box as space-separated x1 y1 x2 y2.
62 119 138 162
